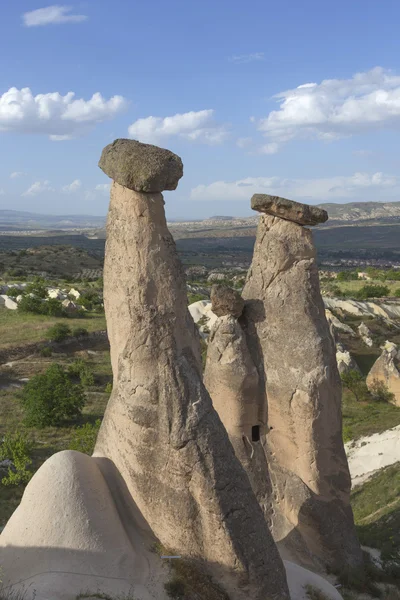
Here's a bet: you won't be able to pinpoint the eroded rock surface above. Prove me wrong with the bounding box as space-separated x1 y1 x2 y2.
367 342 400 406
241 212 362 570
211 284 245 318
99 138 183 192
251 194 328 226
93 179 290 600
358 322 374 347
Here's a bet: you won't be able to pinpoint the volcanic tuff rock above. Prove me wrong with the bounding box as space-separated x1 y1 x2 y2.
241 210 362 570
358 322 374 347
367 341 400 406
93 174 290 600
98 138 183 192
251 194 328 226
210 284 245 317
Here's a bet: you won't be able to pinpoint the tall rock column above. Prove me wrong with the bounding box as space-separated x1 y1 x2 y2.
241 194 363 571
93 140 290 600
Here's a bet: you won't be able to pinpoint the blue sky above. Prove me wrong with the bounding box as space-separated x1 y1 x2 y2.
1 0 400 218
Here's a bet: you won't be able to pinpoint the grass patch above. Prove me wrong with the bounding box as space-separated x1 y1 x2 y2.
305 584 330 600
0 310 105 350
351 462 400 562
0 350 111 526
342 389 400 442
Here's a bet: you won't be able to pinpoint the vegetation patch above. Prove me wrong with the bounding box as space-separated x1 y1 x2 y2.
342 389 400 442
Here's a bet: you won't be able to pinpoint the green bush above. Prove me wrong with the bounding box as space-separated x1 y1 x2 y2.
341 370 370 402
69 419 101 455
25 277 48 298
20 364 85 427
0 431 33 486
68 359 95 387
356 284 390 300
72 326 89 337
46 298 65 317
47 322 71 342
369 379 395 403
337 271 358 282
40 345 52 357
18 294 44 314
395 289 400 298
105 381 113 394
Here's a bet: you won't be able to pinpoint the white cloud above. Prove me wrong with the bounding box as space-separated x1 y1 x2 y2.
21 180 54 197
0 87 127 139
128 109 229 145
259 142 279 154
10 171 24 179
230 53 264 64
257 67 400 148
190 172 399 202
236 137 253 148
62 179 82 193
95 183 111 194
23 5 87 27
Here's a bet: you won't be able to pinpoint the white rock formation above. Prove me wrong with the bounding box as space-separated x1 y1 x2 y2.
325 309 354 335
0 295 18 310
358 322 374 347
366 342 400 406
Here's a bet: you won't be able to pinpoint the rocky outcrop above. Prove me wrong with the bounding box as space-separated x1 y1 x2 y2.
336 343 360 374
94 141 290 600
99 138 183 192
211 284 244 318
367 342 400 406
325 309 354 337
0 451 168 600
241 194 362 570
251 194 328 226
358 322 373 347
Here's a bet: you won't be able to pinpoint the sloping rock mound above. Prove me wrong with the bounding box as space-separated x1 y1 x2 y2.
0 451 167 600
358 322 373 347
284 561 343 600
93 174 290 599
241 211 362 570
367 342 400 406
323 297 400 323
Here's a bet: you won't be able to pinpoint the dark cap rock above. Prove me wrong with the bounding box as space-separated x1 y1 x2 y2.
98 138 183 193
211 284 245 318
251 194 328 226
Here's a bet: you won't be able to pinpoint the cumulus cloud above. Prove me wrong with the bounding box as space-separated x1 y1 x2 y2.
0 87 127 139
23 5 87 27
191 172 399 202
257 67 400 148
10 171 24 179
259 142 279 154
230 53 264 64
128 109 229 145
62 179 82 193
22 180 54 197
95 183 111 194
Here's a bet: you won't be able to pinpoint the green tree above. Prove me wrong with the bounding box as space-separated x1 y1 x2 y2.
18 294 44 314
25 276 48 298
0 431 33 486
20 364 85 427
395 288 400 298
337 271 358 281
355 284 390 300
341 370 370 402
47 322 71 342
369 379 395 403
45 298 65 317
69 419 101 455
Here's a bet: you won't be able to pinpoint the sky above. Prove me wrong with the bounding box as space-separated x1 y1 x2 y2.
1 1 400 219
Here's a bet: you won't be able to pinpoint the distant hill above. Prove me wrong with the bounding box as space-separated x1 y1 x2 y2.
0 210 105 230
317 201 400 224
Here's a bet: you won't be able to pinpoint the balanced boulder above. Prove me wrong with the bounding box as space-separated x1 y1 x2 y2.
211 284 245 317
93 141 290 600
98 138 183 192
241 198 362 571
251 194 328 226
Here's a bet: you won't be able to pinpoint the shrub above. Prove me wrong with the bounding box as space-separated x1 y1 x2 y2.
45 298 65 317
337 271 358 282
69 419 101 455
25 277 48 299
0 431 33 486
105 381 113 394
20 363 85 427
395 288 400 298
40 345 52 357
68 359 95 387
341 370 370 402
72 327 89 337
356 284 390 300
47 322 71 342
18 294 44 314
369 379 395 403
